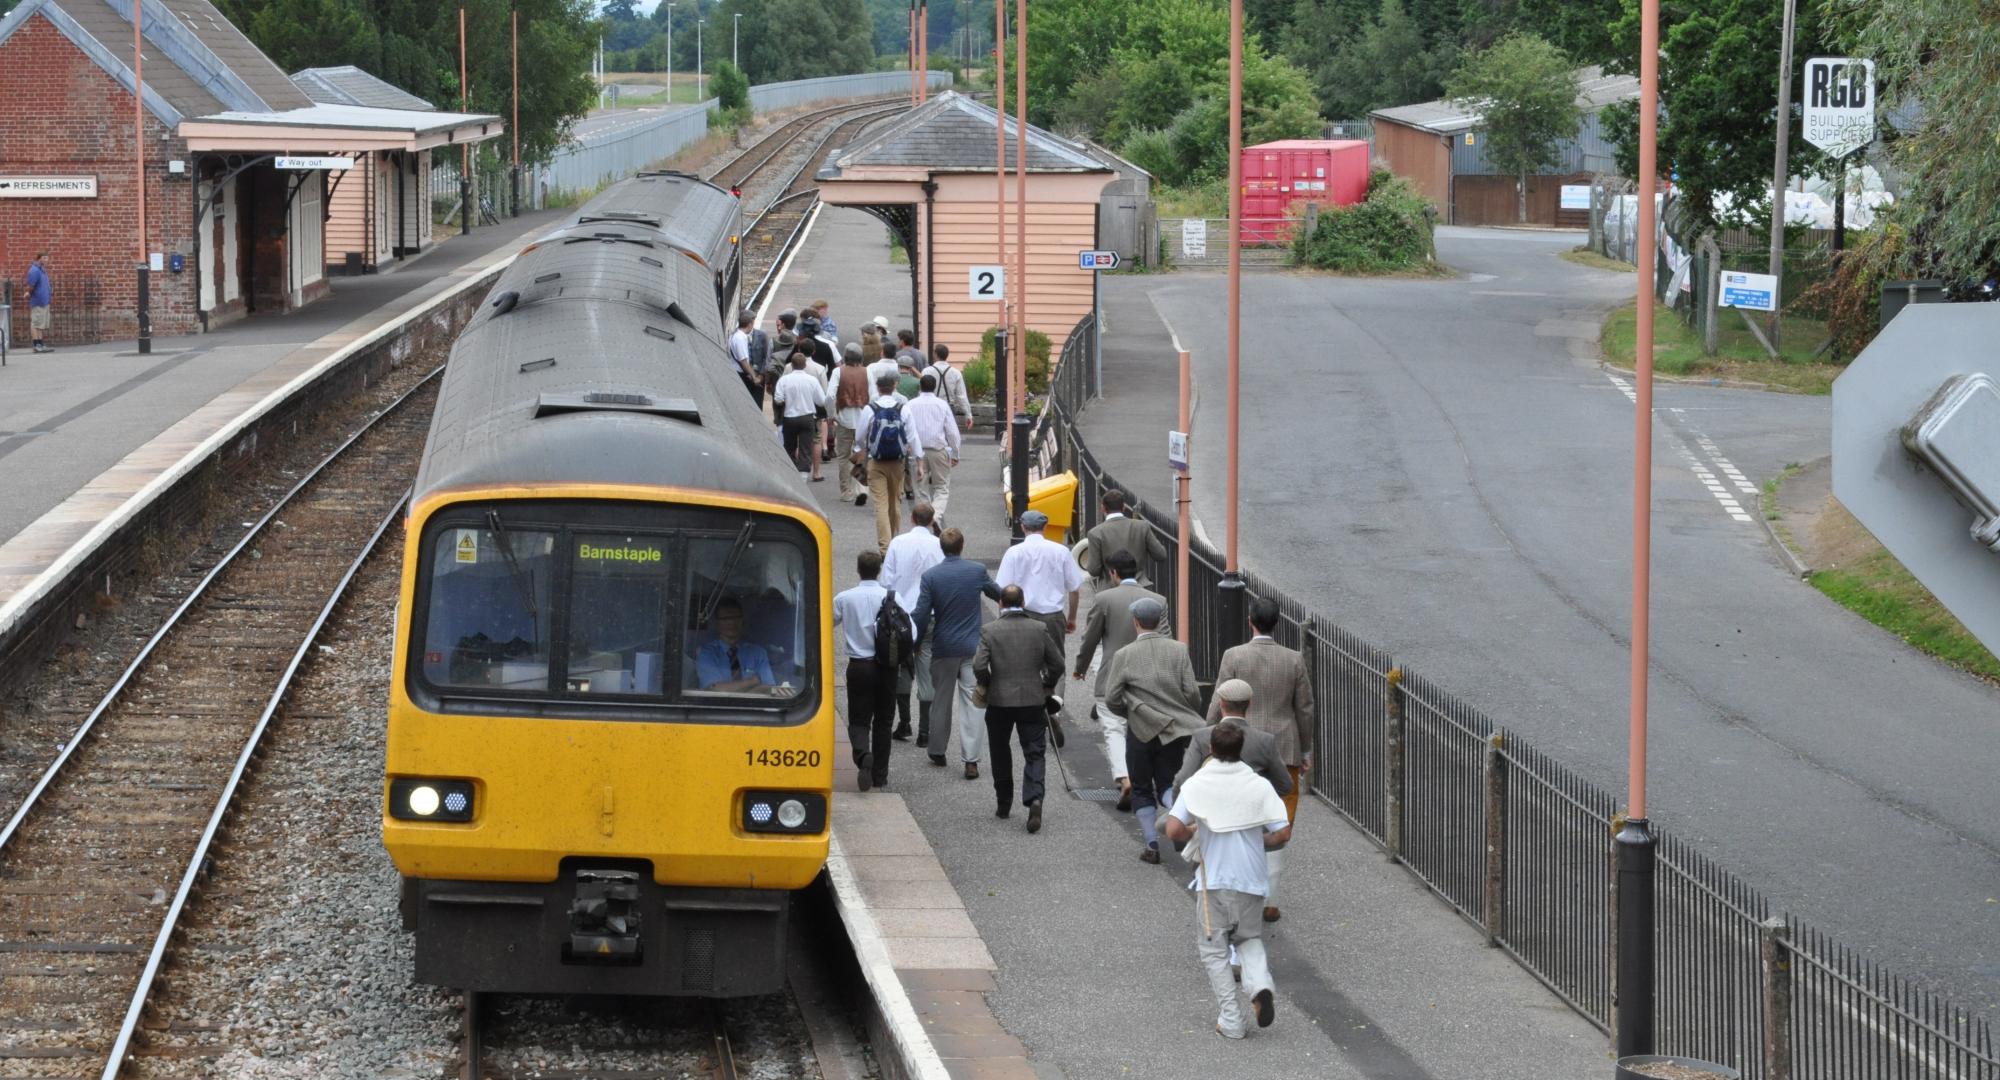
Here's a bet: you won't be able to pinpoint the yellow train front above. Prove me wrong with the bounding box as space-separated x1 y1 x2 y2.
384 172 832 998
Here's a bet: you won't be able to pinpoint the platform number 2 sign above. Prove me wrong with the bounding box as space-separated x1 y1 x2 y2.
968 265 1006 300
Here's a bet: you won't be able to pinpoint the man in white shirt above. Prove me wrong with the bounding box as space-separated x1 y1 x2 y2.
926 343 973 430
866 351 904 404
858 374 925 553
727 312 761 405
904 375 962 523
832 550 896 791
1162 722 1292 1039
881 503 946 744
996 509 1087 654
772 352 829 481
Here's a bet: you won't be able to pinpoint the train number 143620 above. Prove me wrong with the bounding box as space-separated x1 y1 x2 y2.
746 748 821 768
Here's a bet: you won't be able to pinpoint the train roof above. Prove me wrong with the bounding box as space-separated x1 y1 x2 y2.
412 174 813 515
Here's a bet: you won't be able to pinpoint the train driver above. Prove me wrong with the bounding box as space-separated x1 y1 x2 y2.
695 598 777 692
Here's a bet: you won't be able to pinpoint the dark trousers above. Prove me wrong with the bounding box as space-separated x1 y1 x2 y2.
846 658 895 784
1030 610 1067 656
1125 731 1190 812
741 373 765 406
987 705 1048 811
783 415 818 472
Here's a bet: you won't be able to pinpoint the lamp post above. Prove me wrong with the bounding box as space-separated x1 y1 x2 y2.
1216 0 1247 645
510 4 519 217
696 19 704 100
666 4 674 102
732 12 740 69
133 0 150 353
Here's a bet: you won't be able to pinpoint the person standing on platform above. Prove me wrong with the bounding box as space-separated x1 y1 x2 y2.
830 344 872 505
911 527 1001 775
1206 597 1314 923
1175 680 1293 803
858 373 923 552
881 503 945 744
728 311 767 405
833 551 898 792
1071 550 1164 812
1104 597 1205 864
773 352 828 481
1082 489 1166 587
894 328 925 369
1161 722 1291 1039
866 344 902 404
927 343 972 431
906 374 960 523
973 584 1064 832
811 299 839 341
996 510 1086 656
25 252 53 353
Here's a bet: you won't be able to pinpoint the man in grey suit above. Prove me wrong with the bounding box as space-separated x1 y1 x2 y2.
1104 596 1207 864
1082 488 1168 586
973 585 1065 833
1177 680 1294 799
1206 597 1315 922
1071 550 1166 811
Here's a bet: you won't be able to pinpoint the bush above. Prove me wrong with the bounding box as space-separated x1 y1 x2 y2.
962 356 995 402
711 61 750 113
1292 172 1437 273
978 326 1053 394
1794 227 1900 362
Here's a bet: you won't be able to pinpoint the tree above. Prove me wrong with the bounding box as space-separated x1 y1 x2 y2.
710 58 748 115
1602 0 1829 237
1848 1 2000 282
1295 0 1455 119
1445 31 1580 222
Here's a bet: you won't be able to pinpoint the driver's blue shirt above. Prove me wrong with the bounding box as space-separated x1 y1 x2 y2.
695 638 774 688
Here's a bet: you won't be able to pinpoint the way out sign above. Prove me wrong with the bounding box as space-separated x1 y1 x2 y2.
968 265 1005 300
1802 57 1875 159
1720 270 1779 312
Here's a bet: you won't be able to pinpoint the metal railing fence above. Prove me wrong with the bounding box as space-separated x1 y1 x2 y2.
1034 314 2000 1079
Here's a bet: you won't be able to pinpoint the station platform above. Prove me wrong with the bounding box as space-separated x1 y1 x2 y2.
777 206 1607 1078
0 209 562 620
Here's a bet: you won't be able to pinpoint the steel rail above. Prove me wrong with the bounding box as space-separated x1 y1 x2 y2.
0 365 445 857
461 991 487 1080
101 486 411 1078
710 1001 739 1080
703 97 904 191
739 103 905 313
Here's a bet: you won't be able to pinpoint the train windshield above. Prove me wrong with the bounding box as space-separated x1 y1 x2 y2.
414 505 818 716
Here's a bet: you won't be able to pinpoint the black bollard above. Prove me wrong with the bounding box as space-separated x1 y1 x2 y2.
992 329 1009 442
1008 412 1031 542
1614 817 1656 1058
136 265 152 355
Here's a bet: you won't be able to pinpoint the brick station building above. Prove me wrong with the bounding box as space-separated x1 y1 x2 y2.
0 0 499 345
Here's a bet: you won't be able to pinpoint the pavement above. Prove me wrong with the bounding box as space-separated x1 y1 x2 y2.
0 208 566 546
1086 226 2000 1018
784 206 1611 1078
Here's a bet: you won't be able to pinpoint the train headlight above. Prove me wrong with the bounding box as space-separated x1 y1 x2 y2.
777 799 807 829
741 791 825 835
389 778 476 822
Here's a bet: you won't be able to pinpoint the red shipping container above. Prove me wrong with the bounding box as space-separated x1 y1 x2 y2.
1238 139 1370 244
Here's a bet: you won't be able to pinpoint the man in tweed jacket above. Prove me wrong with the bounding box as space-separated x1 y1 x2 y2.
1072 550 1167 811
1205 597 1315 921
973 585 1065 832
1104 596 1206 864
1082 488 1168 587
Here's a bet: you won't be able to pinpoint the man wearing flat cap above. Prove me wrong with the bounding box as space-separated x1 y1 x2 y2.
1177 680 1293 800
1104 596 1206 864
997 509 1087 658
1206 596 1314 922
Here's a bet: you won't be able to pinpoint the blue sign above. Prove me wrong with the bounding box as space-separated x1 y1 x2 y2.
1719 270 1778 312
1078 249 1121 270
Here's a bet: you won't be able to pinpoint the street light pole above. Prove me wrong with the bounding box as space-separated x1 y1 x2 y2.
511 5 520 217
991 0 1005 445
696 19 704 100
1617 0 1663 1059
1012 0 1026 429
133 0 150 353
1216 0 1247 645
1765 0 1798 352
732 12 740 69
918 0 928 103
666 4 674 102
460 4 473 236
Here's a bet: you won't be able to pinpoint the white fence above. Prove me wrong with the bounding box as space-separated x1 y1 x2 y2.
750 69 950 113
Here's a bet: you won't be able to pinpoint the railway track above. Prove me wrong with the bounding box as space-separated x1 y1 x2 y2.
740 103 906 313
0 371 440 1077
458 992 740 1079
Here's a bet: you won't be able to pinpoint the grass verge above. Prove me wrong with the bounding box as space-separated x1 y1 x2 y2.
1600 299 1844 395
1809 552 2000 681
1560 247 1634 273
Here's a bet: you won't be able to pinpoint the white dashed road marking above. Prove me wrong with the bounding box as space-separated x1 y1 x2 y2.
1605 372 1756 524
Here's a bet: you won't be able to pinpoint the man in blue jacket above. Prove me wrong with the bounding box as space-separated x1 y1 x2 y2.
910 527 1001 777
25 252 53 353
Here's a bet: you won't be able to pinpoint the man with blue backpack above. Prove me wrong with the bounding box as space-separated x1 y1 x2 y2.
855 372 926 553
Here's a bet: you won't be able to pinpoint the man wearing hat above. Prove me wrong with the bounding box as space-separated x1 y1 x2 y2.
1176 681 1293 806
1206 597 1314 922
972 584 1065 832
1072 549 1165 811
1104 596 1206 863
996 509 1087 657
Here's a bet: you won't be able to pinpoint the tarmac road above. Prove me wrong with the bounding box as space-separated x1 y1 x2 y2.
1102 226 2000 1018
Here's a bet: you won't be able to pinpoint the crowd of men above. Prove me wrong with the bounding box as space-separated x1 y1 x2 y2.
826 472 1317 1041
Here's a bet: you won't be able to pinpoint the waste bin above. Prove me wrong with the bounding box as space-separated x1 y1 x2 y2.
1026 471 1079 544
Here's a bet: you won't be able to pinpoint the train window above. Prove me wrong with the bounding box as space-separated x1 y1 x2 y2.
683 533 810 702
422 526 556 690
566 533 670 695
